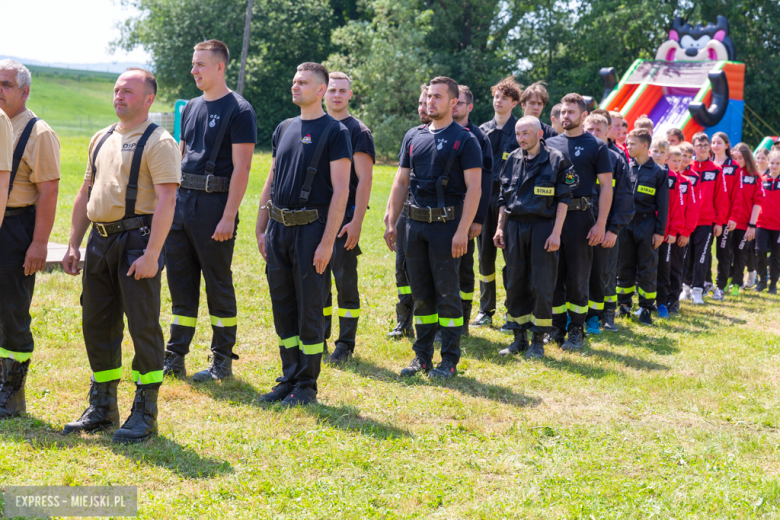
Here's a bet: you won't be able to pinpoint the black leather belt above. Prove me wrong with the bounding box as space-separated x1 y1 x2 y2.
568 197 593 211
508 213 550 223
267 203 320 226
634 212 656 220
4 205 36 217
93 215 152 237
180 172 230 193
404 203 463 223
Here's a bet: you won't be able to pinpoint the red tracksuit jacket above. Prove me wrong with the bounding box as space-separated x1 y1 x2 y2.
691 159 729 227
718 157 740 215
681 168 702 237
729 169 764 230
665 170 685 237
757 174 780 231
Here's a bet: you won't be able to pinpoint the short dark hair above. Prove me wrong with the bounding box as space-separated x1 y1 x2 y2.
458 85 473 104
590 108 611 126
297 62 329 87
560 93 587 113
520 81 550 106
420 83 429 93
124 67 157 95
194 40 230 66
692 132 710 145
430 76 458 99
666 128 685 141
628 128 653 147
491 76 522 103
621 120 628 128
551 103 562 119
329 71 352 85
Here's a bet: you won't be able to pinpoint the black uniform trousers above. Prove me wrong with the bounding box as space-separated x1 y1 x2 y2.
756 228 780 284
617 215 659 309
325 207 362 351
715 226 734 289
504 219 558 333
165 190 238 359
586 234 616 321
476 185 502 316
552 207 595 331
82 226 165 387
657 241 672 308
0 209 36 361
668 243 688 309
730 229 754 287
404 217 462 366
684 225 713 289
459 239 475 306
394 212 413 308
266 217 328 392
604 237 620 313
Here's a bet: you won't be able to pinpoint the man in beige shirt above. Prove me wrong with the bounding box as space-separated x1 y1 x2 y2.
0 60 60 419
0 108 11 227
61 68 180 443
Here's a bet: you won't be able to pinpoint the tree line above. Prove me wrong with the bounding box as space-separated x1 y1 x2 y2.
115 0 780 157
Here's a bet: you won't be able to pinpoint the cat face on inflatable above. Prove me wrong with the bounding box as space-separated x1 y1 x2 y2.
656 16 736 62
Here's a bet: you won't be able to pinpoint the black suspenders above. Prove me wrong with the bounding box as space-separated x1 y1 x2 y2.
410 125 467 208
8 117 40 195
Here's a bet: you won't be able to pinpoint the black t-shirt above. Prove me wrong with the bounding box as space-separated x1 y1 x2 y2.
181 92 257 177
271 114 353 208
546 132 613 198
541 122 558 140
399 121 483 207
339 116 375 202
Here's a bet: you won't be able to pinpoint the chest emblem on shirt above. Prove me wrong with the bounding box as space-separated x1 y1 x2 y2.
723 166 734 175
209 114 220 128
574 146 584 157
703 171 716 181
437 138 448 151
302 134 312 144
680 184 688 194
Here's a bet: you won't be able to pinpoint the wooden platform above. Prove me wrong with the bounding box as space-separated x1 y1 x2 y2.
45 242 85 272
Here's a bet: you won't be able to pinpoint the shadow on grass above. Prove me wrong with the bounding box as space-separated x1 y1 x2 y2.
185 376 261 405
0 415 233 480
584 346 669 371
273 403 412 440
343 358 542 408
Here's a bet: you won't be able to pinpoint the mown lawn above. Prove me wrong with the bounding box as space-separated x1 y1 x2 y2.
2 71 779 518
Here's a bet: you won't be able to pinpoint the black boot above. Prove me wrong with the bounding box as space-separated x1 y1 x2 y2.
461 301 472 336
112 385 158 443
769 282 778 295
192 353 233 382
280 385 317 406
526 332 545 359
562 326 584 351
62 378 119 434
325 343 353 366
603 310 618 332
162 351 186 378
387 303 414 339
258 382 296 404
499 330 528 356
545 327 566 346
0 358 29 419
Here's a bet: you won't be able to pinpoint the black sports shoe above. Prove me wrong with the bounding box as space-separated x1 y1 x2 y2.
499 321 513 335
545 327 566 346
400 357 430 376
618 304 631 317
602 310 618 332
639 308 653 325
526 332 545 359
162 351 186 378
280 386 317 407
754 279 768 292
257 382 295 403
428 359 457 379
499 330 528 356
667 301 680 315
324 343 353 365
769 282 778 295
561 326 584 351
470 311 492 327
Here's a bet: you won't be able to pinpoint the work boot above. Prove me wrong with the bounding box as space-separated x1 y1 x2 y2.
0 358 30 419
657 304 670 319
461 302 472 336
561 326 584 352
257 382 295 404
112 386 158 444
545 327 566 346
639 308 653 325
280 386 317 407
618 304 632 318
428 359 457 379
192 353 233 382
769 282 778 295
526 332 545 359
691 287 705 305
63 378 119 435
325 343 353 366
400 357 430 377
602 310 618 332
585 316 601 335
387 303 414 339
754 279 768 292
470 311 492 328
162 351 186 378
499 330 528 356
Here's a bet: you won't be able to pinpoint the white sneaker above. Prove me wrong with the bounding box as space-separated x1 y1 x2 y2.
746 271 757 288
704 282 714 295
680 284 692 301
692 288 705 305
712 288 725 301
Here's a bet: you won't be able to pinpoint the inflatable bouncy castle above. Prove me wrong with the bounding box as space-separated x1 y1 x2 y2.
599 16 745 144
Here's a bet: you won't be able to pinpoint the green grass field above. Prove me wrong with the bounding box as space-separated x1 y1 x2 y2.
1 68 779 518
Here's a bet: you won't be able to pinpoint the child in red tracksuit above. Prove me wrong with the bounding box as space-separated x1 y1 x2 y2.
710 132 740 299
683 133 729 304
728 143 764 293
756 151 780 294
656 145 686 317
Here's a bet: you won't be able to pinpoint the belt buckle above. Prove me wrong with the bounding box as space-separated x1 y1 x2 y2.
280 208 294 226
425 207 433 224
204 174 216 193
95 223 108 237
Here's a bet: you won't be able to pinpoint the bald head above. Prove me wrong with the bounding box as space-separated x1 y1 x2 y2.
114 69 156 122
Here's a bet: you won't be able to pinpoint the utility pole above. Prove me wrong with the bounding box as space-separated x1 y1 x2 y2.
236 0 254 96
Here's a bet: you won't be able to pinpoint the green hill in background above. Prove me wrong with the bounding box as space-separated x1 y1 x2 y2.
24 65 173 137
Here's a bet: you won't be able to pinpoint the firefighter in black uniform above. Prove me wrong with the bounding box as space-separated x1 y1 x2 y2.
384 76 482 379
520 82 558 141
617 129 669 325
61 69 180 443
494 116 574 358
474 76 522 330
162 40 257 381
0 60 61 419
582 112 634 335
322 71 375 364
387 85 431 339
256 63 352 406
452 85 493 334
546 93 613 351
